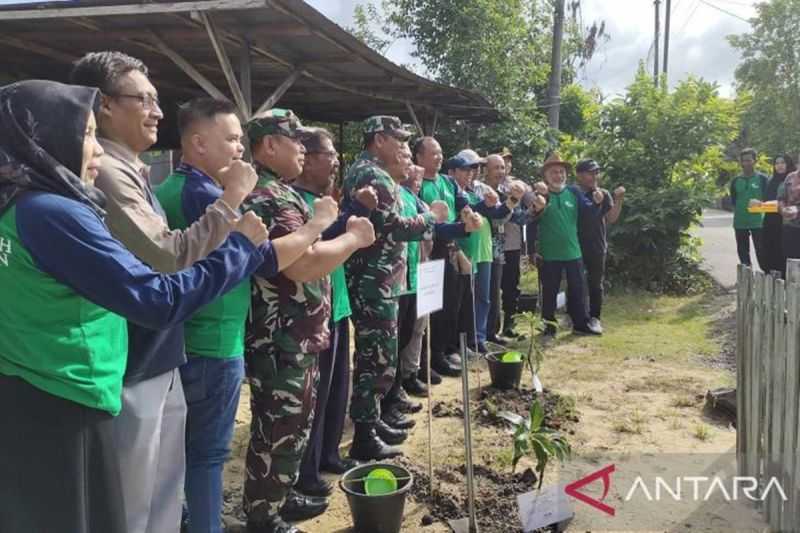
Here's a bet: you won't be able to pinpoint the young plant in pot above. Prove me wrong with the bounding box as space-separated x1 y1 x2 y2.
487 311 554 390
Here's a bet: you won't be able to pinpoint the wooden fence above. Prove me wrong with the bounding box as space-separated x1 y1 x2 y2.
737 261 800 531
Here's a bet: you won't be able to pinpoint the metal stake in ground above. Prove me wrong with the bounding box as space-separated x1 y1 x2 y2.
426 314 434 497
449 333 479 533
469 268 481 392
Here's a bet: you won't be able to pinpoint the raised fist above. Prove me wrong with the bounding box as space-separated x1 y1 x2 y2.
354 186 378 211
613 186 626 199
430 200 449 223
218 160 258 208
783 205 799 221
234 211 269 246
346 216 376 248
532 193 547 212
311 196 339 229
464 212 483 232
534 181 548 195
484 188 499 207
509 180 527 200
592 190 604 204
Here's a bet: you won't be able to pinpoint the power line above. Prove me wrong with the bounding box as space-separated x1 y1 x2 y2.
678 0 700 33
698 0 750 23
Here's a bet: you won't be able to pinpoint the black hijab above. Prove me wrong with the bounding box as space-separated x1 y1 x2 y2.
0 79 106 218
766 154 797 201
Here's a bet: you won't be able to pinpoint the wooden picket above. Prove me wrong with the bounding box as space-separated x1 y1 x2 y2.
737 260 800 531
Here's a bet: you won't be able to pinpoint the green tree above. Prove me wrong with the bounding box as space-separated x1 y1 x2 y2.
562 67 740 292
729 0 800 157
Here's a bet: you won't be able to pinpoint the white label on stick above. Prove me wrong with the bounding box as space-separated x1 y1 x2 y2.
517 485 574 532
416 259 445 318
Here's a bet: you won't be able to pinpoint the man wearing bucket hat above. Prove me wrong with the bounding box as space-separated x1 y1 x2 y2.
574 158 626 333
530 153 603 337
342 116 447 461
241 108 376 533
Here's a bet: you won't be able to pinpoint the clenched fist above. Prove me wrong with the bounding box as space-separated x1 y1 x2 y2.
464 212 483 232
532 193 547 212
430 200 449 223
355 186 378 211
234 211 269 246
533 181 548 195
311 196 339 230
484 188 499 207
509 180 527 200
592 190 604 204
346 216 376 248
218 160 258 208
613 186 626 199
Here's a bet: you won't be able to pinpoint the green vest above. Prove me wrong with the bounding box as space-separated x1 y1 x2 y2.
732 174 766 230
156 172 250 358
420 174 457 223
0 205 128 414
399 186 420 294
458 189 493 268
538 188 582 261
296 189 352 323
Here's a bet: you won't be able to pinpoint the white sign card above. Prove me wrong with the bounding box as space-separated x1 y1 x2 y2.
416 259 445 318
517 484 574 532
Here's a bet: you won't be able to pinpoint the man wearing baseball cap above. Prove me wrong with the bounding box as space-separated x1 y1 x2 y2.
241 108 376 533
342 116 447 461
575 159 625 333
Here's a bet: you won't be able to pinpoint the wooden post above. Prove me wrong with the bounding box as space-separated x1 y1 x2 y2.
546 0 565 129
767 275 786 527
405 101 424 137
736 265 748 474
254 70 302 116
785 259 800 527
747 272 764 480
239 36 252 116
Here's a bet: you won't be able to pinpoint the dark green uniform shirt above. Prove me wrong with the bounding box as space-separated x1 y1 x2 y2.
730 173 768 230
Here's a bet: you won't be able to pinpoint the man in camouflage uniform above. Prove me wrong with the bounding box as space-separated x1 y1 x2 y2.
342 116 449 461
242 109 375 533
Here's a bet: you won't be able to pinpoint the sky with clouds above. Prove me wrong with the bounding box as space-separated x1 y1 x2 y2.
306 0 759 99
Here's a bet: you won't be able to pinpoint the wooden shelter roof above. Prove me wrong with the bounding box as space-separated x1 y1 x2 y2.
0 0 499 135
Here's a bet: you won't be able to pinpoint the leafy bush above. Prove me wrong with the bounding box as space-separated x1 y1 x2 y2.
561 68 740 293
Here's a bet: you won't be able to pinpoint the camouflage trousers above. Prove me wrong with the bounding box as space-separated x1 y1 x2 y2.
349 294 398 423
243 346 319 524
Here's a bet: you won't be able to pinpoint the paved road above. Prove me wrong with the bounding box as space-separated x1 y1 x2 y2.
695 209 740 289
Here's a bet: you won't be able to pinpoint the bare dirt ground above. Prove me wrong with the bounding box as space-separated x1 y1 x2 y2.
220 288 766 532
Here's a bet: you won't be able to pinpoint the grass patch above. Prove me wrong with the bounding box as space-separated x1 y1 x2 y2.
613 409 647 435
693 424 713 441
672 395 698 408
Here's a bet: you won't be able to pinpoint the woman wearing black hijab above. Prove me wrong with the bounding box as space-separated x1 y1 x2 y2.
762 154 795 277
0 80 271 533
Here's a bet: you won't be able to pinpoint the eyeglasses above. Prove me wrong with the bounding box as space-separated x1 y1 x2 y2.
308 150 339 159
110 93 161 111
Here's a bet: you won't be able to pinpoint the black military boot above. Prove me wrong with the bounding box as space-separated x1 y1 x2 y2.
381 405 416 429
349 422 403 461
383 379 422 413
279 490 328 522
375 418 408 445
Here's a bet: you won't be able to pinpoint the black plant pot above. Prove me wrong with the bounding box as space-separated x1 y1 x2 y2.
486 352 524 390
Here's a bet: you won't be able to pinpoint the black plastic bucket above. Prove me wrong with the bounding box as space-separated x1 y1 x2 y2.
486 352 524 390
339 462 413 533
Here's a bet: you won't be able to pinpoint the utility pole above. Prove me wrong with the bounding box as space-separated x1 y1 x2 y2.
547 0 565 130
653 0 660 85
663 0 671 81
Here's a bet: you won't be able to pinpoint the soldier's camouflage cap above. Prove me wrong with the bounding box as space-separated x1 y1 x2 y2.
363 115 413 139
245 108 303 143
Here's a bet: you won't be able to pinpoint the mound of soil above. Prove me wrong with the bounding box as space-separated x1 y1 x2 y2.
397 456 549 532
476 387 579 432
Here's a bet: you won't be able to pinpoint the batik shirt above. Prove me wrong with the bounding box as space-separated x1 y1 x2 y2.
243 166 331 358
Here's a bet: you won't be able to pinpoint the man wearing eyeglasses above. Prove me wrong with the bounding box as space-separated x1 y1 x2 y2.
71 52 265 533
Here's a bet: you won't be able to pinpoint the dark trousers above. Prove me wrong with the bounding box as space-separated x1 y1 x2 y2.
540 259 589 330
783 225 800 263
502 250 522 330
0 374 126 533
583 251 606 319
762 215 785 276
487 259 504 339
430 245 467 357
298 319 350 486
735 228 765 269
